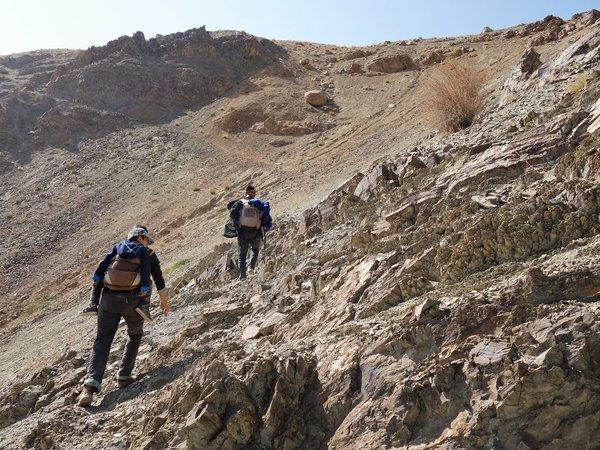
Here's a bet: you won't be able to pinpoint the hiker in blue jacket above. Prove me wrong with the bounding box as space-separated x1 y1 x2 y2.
228 184 272 280
78 227 168 407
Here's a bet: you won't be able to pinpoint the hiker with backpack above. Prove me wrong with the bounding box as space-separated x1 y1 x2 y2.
78 226 169 407
81 225 170 322
228 184 272 280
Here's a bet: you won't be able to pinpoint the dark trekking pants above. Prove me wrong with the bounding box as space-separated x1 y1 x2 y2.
237 229 262 279
84 290 144 391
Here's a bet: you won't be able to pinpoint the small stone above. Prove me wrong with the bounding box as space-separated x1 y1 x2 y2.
258 312 287 336
371 220 392 238
471 195 498 209
242 325 261 340
304 90 327 107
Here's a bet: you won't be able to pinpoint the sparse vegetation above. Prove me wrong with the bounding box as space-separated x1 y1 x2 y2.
164 258 191 275
424 60 489 132
22 294 58 317
565 71 594 95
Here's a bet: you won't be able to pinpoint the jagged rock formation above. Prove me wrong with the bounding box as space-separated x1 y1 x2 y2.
0 27 283 161
1 10 600 450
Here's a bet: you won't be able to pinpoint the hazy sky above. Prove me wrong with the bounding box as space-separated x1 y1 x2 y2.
1 0 598 55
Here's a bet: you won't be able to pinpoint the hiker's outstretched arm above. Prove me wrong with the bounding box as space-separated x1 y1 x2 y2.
139 249 152 294
92 245 117 282
149 251 166 291
149 251 169 314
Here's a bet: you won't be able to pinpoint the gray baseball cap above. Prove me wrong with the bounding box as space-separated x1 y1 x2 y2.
127 226 155 244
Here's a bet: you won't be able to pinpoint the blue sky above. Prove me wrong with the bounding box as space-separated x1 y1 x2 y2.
1 0 598 55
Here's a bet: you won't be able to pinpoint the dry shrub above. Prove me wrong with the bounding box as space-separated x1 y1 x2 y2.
424 60 489 132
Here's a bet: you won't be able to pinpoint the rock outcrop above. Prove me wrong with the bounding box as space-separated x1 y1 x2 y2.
367 54 416 73
0 28 284 160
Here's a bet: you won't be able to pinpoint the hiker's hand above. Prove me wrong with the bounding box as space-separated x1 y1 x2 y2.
158 290 169 315
160 299 170 316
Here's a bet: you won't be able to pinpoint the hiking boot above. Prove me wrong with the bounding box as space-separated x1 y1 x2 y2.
248 268 255 275
78 386 95 407
81 304 98 316
117 376 136 389
135 300 153 323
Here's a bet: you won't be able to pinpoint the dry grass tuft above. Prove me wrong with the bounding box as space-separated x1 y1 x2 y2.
424 60 489 132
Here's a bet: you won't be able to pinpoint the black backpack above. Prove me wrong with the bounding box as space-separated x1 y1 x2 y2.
223 219 237 238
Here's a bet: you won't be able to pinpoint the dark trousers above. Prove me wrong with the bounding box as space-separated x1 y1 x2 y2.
84 290 144 391
237 230 261 279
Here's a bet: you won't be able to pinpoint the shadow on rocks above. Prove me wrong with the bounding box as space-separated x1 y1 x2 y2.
90 347 208 413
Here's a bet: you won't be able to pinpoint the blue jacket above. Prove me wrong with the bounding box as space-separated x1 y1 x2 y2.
228 198 272 232
92 239 151 292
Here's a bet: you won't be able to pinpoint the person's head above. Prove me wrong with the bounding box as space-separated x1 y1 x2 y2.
245 184 256 199
127 226 154 247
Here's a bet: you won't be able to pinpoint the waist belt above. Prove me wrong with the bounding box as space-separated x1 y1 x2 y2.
104 286 139 295
240 226 261 233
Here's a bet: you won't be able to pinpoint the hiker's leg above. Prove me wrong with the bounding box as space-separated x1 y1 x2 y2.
249 236 261 270
237 236 250 279
85 292 121 391
117 296 144 380
90 281 103 306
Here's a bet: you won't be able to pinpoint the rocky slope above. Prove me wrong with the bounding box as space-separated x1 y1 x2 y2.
1 10 600 450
